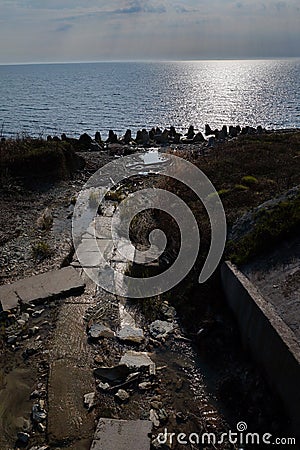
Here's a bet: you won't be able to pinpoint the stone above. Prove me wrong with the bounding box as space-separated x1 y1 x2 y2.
193 132 205 143
32 404 47 423
17 431 30 444
83 392 96 410
89 323 115 339
186 125 195 139
94 365 131 384
37 422 46 433
205 124 213 135
150 409 160 427
0 266 85 311
149 321 174 339
120 351 155 371
97 382 110 391
117 325 145 344
79 133 92 147
95 131 102 142
138 382 153 391
150 401 162 410
107 130 118 143
91 418 152 450
115 389 130 402
124 129 132 144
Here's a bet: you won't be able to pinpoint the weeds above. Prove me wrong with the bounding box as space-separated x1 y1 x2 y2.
32 241 52 261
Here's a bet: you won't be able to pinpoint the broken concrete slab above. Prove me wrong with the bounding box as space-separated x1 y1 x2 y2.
90 418 152 450
117 325 145 344
93 365 130 384
0 284 19 311
89 323 115 339
0 267 85 311
120 351 155 371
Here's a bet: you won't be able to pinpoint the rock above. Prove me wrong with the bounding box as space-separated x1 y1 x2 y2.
32 309 45 318
150 409 160 427
36 207 53 230
157 408 168 423
205 124 213 135
17 431 30 444
30 390 43 399
97 381 110 391
95 131 102 142
149 321 174 339
138 382 153 391
124 129 132 144
115 389 130 402
117 325 145 344
83 392 96 410
37 422 46 432
7 335 18 345
222 125 228 137
20 312 30 322
120 351 155 371
32 404 47 423
89 323 115 339
79 133 92 147
216 129 225 141
186 125 195 139
229 126 238 137
107 130 118 143
94 365 131 384
161 304 176 320
150 400 162 410
17 319 26 327
193 132 205 143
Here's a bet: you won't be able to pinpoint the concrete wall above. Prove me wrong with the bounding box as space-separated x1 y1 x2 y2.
221 261 300 439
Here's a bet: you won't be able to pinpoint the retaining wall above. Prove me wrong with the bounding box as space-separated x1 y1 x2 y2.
221 261 300 440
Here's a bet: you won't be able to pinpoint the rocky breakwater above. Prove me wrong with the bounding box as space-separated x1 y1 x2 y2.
42 123 267 157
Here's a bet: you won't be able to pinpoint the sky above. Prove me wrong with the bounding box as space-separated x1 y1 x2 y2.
0 0 299 63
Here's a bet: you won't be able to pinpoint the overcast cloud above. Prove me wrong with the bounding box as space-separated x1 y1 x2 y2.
0 0 299 63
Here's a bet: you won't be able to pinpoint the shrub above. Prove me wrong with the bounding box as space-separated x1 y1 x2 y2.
32 241 52 261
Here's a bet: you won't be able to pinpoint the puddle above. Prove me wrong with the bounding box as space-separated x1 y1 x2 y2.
0 367 35 448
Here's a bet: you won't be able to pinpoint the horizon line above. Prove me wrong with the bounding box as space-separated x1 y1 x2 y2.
0 56 300 66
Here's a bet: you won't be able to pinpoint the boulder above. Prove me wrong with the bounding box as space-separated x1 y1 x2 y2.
124 129 132 144
107 130 118 143
222 125 228 137
79 133 92 148
95 131 102 142
205 124 213 135
186 125 195 139
193 132 205 143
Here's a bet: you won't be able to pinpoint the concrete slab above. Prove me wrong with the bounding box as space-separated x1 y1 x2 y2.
0 284 19 311
0 267 85 311
120 351 155 370
48 360 94 445
90 418 152 450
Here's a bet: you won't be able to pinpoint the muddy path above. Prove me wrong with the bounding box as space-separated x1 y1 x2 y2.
0 148 291 449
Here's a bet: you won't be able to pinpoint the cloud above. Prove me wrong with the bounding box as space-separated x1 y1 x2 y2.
0 0 299 63
55 23 73 32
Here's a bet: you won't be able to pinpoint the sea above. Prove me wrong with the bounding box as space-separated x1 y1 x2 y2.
0 59 299 139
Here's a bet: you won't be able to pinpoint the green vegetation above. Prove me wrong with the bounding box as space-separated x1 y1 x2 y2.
0 138 84 180
32 241 52 260
227 195 300 265
241 175 258 185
